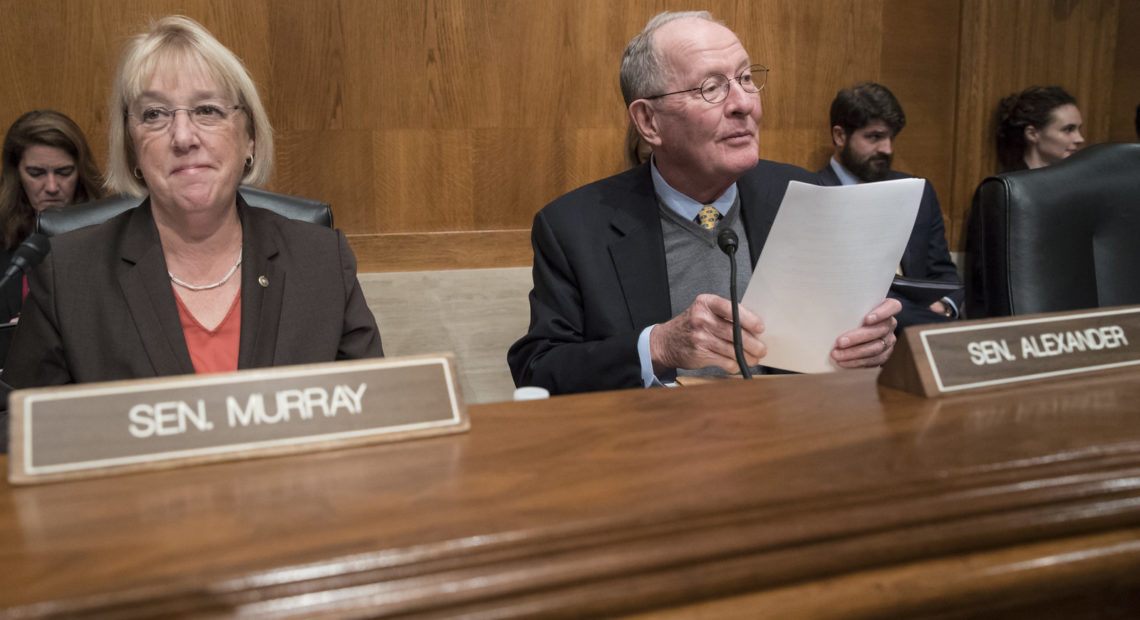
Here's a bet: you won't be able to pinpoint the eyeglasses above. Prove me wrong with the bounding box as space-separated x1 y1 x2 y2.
645 65 768 104
128 103 244 133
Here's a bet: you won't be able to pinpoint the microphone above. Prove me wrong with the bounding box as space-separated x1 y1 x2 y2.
0 233 51 291
717 229 751 379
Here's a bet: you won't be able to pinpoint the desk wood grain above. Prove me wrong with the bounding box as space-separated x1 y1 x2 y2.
3 370 1140 617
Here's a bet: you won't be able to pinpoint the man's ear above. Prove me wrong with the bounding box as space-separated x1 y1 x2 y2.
629 101 663 148
831 125 847 150
1024 124 1040 145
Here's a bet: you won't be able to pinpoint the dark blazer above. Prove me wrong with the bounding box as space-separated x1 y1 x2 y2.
507 160 818 395
3 198 382 388
817 165 964 326
0 245 23 323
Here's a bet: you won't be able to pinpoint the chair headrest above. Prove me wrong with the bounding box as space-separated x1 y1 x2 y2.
967 142 1140 318
978 142 1140 202
37 186 333 237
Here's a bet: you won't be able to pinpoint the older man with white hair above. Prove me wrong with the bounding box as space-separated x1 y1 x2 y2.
509 11 900 395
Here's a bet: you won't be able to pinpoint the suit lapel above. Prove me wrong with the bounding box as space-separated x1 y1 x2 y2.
737 168 783 267
237 203 283 369
899 181 929 278
817 165 841 187
607 167 673 329
117 202 195 376
1 280 20 322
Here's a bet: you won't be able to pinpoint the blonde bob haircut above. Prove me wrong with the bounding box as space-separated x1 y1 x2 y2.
106 15 274 197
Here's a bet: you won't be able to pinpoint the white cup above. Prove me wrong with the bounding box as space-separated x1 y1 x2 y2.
513 386 550 401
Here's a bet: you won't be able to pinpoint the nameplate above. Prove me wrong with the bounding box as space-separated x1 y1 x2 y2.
7 355 468 485
879 306 1140 397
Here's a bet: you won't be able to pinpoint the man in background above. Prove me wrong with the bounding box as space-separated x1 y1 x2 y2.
819 82 963 329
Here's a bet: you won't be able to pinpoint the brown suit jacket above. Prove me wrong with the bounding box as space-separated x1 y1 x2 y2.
2 197 382 388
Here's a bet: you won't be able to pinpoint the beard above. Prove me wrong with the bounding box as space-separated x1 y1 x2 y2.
839 142 893 183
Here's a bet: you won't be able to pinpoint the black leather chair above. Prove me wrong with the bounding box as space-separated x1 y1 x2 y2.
965 142 1140 318
37 186 333 237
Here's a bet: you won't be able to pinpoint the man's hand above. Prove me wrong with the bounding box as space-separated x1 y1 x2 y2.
831 297 902 368
650 294 765 374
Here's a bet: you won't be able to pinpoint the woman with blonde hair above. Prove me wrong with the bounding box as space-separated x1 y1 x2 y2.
5 16 382 386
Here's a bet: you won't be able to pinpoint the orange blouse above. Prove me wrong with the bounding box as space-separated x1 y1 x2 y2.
174 289 241 374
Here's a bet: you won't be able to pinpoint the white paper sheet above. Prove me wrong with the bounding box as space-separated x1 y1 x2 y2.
741 179 925 373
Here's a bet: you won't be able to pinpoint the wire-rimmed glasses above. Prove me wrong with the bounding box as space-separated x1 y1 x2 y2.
128 103 244 133
644 65 768 104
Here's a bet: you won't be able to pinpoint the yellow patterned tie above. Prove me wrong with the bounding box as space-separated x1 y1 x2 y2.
697 205 721 230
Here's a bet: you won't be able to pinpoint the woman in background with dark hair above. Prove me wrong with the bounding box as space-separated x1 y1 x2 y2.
0 110 103 321
968 86 1087 318
995 86 1084 172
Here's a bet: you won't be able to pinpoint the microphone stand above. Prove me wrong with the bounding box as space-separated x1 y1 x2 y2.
717 230 752 379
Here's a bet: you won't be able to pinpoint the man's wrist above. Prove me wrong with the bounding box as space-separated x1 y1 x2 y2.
637 325 661 388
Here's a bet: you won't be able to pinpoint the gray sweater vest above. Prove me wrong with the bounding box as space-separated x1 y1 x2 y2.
658 197 752 377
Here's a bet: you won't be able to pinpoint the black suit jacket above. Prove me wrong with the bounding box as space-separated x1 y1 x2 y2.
817 165 964 325
3 198 383 388
0 245 23 323
507 160 818 395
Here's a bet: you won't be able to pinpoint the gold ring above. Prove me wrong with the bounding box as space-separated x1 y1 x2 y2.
880 338 889 352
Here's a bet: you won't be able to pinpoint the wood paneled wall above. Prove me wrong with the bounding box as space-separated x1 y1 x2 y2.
2 0 1136 271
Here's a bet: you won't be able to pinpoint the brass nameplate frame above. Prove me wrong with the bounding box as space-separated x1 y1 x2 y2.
8 354 468 485
879 306 1140 397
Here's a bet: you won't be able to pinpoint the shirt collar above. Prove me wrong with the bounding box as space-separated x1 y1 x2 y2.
650 156 738 221
829 157 861 186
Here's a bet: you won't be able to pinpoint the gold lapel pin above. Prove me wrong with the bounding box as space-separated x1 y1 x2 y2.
258 275 269 288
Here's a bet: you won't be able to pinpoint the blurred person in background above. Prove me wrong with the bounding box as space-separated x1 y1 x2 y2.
0 109 103 321
819 82 962 329
995 86 1084 172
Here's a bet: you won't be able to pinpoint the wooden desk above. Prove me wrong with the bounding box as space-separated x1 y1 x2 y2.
3 370 1140 618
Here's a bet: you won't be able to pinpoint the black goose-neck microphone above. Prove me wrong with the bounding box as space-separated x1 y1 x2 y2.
0 233 51 290
717 229 751 379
